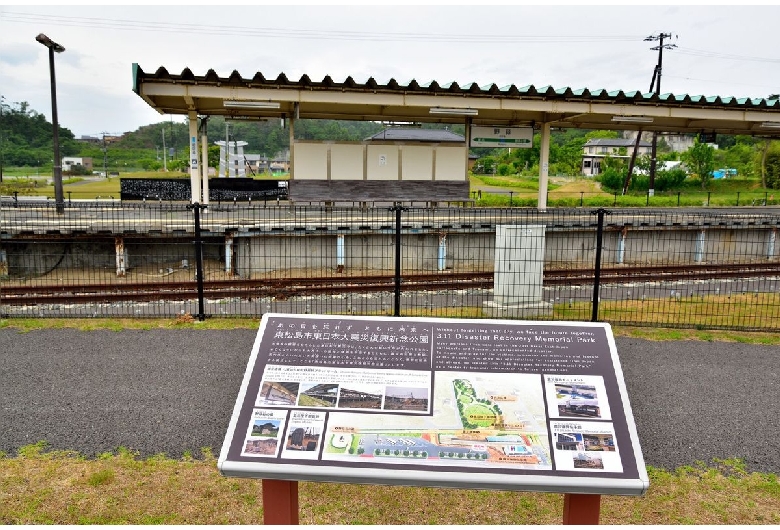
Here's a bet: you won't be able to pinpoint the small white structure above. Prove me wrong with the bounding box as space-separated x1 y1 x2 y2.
483 225 552 318
214 140 248 178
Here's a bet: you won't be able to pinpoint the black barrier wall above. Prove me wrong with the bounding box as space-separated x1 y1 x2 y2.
1 202 780 332
120 178 288 201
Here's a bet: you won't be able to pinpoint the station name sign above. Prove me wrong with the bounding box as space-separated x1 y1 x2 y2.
219 314 648 496
470 126 533 148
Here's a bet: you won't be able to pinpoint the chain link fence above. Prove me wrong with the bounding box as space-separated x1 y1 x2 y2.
2 201 779 331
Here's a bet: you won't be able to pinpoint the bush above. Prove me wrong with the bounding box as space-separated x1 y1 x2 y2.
597 168 625 192
766 149 780 189
496 163 513 176
630 174 649 191
655 168 688 191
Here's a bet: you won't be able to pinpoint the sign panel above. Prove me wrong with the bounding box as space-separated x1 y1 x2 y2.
471 126 533 148
219 314 648 495
190 136 198 170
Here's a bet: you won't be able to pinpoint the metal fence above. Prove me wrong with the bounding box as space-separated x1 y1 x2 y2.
2 200 779 331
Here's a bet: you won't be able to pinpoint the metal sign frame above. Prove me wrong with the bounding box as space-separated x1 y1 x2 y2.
219 314 648 496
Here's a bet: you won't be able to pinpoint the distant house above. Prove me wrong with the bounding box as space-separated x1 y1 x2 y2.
581 138 651 176
76 134 123 145
269 157 289 174
62 157 93 171
243 154 270 174
623 131 696 153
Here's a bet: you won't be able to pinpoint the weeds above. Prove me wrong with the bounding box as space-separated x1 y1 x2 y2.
0 445 777 524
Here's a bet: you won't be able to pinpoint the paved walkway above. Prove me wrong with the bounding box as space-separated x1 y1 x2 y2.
1 328 777 472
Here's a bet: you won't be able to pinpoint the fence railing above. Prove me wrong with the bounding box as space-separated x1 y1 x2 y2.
471 189 779 208
2 201 779 331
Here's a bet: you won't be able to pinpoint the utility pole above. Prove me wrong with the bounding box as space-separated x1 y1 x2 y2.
101 132 108 178
162 128 167 171
622 69 658 195
0 95 5 183
646 32 677 196
224 122 230 178
36 33 66 214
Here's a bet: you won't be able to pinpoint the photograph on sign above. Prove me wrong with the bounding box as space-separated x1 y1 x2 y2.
219 314 648 495
544 374 612 421
240 408 288 458
280 410 326 460
256 364 432 414
550 421 622 473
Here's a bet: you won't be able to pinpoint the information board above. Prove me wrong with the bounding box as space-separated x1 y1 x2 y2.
219 314 648 495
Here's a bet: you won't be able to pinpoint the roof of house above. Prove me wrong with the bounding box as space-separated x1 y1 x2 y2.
364 128 465 142
584 138 652 148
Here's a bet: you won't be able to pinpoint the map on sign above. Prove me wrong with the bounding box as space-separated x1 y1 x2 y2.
321 372 552 470
219 314 648 495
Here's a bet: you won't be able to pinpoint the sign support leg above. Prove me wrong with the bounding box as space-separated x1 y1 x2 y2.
262 479 299 525
562 493 601 525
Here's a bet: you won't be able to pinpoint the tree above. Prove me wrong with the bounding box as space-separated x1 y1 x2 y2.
682 140 715 188
765 145 780 190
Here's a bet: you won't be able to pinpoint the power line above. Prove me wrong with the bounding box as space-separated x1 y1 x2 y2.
664 74 780 92
675 47 780 64
1 11 643 44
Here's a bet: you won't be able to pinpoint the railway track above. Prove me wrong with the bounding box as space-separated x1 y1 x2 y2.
3 262 780 306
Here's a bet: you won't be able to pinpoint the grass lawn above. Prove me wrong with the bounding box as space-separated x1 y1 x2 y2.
0 444 777 524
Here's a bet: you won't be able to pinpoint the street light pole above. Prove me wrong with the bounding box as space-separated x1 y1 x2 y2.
36 33 66 214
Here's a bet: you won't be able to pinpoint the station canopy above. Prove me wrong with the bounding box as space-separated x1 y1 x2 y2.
133 64 780 137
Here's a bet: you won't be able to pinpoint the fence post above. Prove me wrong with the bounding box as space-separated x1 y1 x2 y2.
580 192 584 207
189 202 206 321
591 208 608 322
391 204 407 317
677 192 681 207
646 191 650 206
509 192 513 207
707 191 711 206
736 191 740 207
613 192 617 207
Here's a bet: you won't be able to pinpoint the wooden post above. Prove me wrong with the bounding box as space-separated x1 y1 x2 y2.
262 479 299 525
562 493 601 525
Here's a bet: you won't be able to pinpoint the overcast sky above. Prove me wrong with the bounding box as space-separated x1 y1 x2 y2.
2 4 780 138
